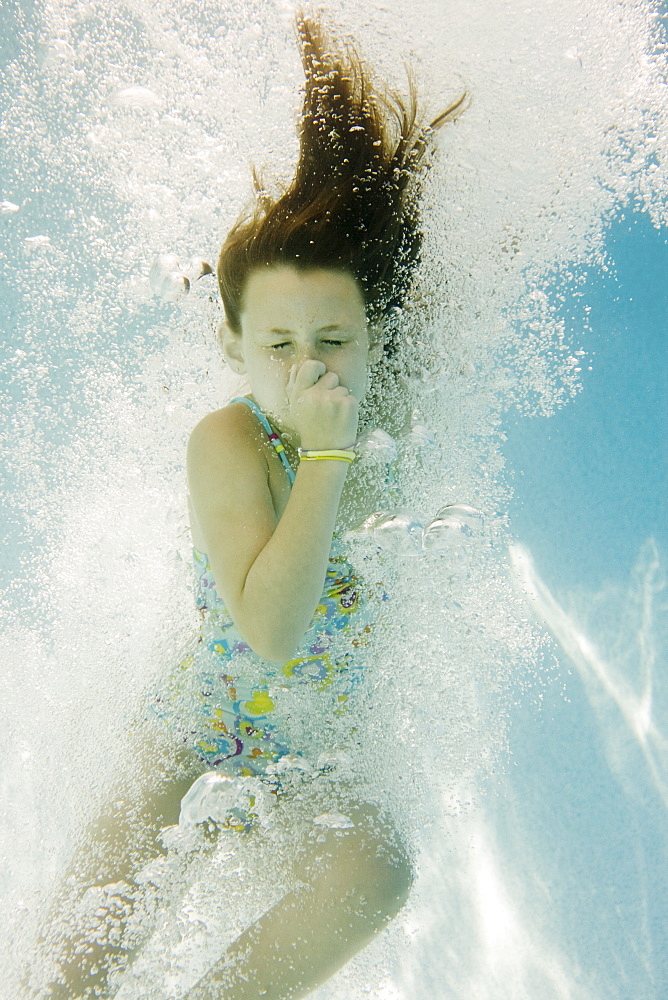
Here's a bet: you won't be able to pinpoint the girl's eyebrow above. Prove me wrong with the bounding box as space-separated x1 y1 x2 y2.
265 324 350 336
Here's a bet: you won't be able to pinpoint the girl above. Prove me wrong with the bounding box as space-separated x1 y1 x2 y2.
36 12 463 1000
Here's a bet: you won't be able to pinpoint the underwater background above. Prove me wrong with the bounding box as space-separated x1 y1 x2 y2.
1 0 666 997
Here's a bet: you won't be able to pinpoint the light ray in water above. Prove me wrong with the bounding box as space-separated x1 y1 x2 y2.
509 540 668 809
388 794 601 1000
466 821 594 999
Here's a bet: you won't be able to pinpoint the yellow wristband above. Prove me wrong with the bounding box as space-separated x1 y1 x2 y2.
298 448 356 463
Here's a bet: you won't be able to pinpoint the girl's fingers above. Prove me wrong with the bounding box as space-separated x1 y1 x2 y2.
293 359 327 390
330 384 352 398
316 371 340 389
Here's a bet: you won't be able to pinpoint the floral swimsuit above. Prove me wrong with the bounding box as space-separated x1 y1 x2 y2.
154 397 379 785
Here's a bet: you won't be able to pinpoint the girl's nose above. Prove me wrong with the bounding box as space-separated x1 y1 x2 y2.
297 344 317 363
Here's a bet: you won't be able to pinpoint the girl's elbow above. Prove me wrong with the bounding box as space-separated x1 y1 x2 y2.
233 594 306 662
238 624 300 664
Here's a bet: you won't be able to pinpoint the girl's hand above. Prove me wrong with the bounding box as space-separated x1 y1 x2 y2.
287 360 359 450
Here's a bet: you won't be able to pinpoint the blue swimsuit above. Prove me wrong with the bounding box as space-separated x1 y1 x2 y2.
155 398 378 784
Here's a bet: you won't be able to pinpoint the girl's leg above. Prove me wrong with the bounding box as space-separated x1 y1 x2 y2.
32 725 206 1000
185 801 413 1000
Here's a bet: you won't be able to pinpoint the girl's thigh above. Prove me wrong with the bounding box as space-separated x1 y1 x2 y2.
66 722 207 887
33 728 207 998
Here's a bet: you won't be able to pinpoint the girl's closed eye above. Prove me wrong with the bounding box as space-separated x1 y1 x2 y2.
267 340 344 351
268 342 292 350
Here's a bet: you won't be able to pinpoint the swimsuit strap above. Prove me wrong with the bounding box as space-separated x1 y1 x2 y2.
231 396 295 485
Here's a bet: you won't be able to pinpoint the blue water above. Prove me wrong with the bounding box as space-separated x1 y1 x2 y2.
503 211 667 595
496 212 668 996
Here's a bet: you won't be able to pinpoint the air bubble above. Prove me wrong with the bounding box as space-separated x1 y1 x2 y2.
313 812 355 829
356 509 425 555
265 753 314 775
39 38 76 67
133 857 172 887
353 504 484 555
149 253 185 296
400 423 436 450
356 427 398 463
109 86 163 109
186 257 214 282
563 48 583 68
422 506 483 551
178 771 273 828
316 750 353 771
149 254 213 300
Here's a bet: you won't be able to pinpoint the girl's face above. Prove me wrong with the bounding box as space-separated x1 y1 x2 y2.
222 265 379 435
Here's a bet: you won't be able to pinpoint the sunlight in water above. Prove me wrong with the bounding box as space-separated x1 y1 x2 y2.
509 541 668 810
472 828 519 957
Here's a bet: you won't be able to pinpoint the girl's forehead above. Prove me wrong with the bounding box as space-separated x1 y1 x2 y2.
241 266 366 329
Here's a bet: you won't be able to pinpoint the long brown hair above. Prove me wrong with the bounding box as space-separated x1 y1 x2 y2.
218 12 465 340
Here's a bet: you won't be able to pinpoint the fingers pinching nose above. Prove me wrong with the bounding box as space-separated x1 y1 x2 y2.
294 360 326 389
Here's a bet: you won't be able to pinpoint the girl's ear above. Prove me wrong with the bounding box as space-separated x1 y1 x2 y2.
219 321 246 374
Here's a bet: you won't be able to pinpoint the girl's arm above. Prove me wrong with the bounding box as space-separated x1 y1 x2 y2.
187 362 356 662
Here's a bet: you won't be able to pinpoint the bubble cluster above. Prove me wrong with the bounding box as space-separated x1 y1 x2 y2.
149 254 213 301
352 503 485 556
177 771 275 831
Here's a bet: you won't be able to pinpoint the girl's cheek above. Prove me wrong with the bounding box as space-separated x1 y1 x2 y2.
268 352 292 370
271 363 291 389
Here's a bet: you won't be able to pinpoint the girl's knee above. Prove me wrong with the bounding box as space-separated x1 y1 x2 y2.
297 799 414 918
364 837 413 915
335 814 414 914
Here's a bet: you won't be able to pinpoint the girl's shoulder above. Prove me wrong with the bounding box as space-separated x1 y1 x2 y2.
187 399 267 478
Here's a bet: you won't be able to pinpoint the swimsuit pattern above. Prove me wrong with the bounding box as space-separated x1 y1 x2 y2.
153 397 379 786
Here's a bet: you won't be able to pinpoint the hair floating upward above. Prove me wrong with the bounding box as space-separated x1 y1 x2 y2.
218 13 466 335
